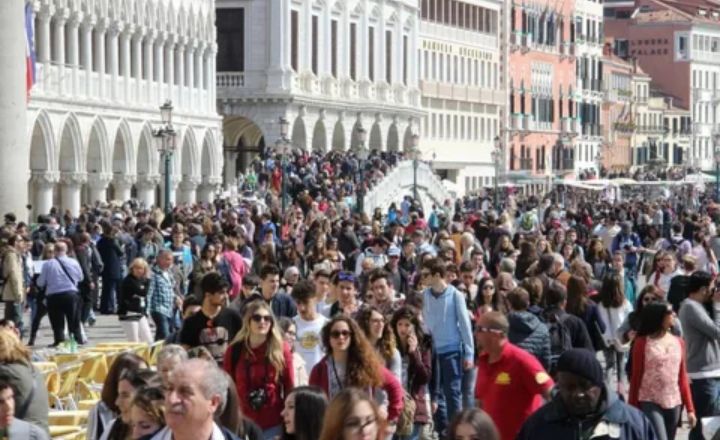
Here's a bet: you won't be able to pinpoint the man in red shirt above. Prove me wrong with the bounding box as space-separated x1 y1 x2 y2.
475 311 554 440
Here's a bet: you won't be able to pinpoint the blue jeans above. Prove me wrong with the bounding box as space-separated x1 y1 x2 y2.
462 366 477 408
151 312 174 341
100 278 121 313
690 378 720 440
437 351 463 427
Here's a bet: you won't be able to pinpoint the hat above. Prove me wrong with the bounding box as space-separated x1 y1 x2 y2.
556 349 604 387
387 246 401 257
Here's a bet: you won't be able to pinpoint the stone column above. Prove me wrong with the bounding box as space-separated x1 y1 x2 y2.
136 175 160 209
165 38 175 103
186 42 195 108
120 26 132 102
107 23 120 101
0 0 29 218
175 40 185 107
154 35 165 101
94 20 107 98
86 172 112 205
131 32 142 101
35 7 51 80
197 176 221 204
112 174 136 202
30 171 59 218
203 48 212 111
143 32 154 103
80 19 93 97
53 9 67 94
60 172 86 216
66 13 80 96
223 148 239 192
178 176 200 204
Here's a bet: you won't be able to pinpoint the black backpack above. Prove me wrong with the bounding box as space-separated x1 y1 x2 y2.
545 310 573 372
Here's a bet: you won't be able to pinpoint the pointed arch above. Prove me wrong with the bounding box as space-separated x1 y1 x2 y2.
87 117 110 174
369 122 382 151
332 120 345 151
29 110 55 172
112 119 134 174
402 125 414 152
180 126 199 178
201 129 214 177
137 123 158 177
311 120 327 152
387 123 400 152
291 116 308 151
350 120 363 150
59 113 84 172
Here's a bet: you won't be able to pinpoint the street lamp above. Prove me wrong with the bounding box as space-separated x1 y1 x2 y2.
714 133 720 201
410 134 420 202
278 116 291 215
153 101 176 214
355 126 368 214
491 136 502 212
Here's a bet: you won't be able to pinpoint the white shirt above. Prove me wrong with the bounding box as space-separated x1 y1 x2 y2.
150 423 226 440
293 314 328 371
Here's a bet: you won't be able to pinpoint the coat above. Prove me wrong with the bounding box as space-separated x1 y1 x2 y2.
96 236 125 280
517 388 657 440
0 362 49 432
404 346 432 424
508 311 551 369
0 247 24 303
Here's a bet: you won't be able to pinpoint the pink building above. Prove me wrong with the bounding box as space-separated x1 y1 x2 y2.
508 0 578 186
601 47 635 172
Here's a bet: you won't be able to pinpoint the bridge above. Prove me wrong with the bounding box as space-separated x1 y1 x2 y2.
360 160 456 215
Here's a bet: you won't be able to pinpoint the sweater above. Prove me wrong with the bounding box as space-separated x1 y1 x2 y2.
628 336 694 413
422 284 474 362
308 355 404 421
0 362 49 432
678 298 720 376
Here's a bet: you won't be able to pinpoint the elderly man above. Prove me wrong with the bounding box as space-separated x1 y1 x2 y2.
37 241 84 346
151 358 238 440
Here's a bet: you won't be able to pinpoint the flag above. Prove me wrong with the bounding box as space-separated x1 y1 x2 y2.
25 2 36 99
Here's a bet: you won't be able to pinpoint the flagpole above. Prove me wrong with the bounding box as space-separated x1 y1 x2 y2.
0 1 29 219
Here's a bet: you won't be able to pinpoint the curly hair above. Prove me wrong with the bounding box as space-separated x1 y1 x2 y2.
321 315 384 388
355 306 397 364
389 306 428 356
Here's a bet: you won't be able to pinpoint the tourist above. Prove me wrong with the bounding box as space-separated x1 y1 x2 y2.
102 369 161 440
147 249 178 341
356 306 402 381
596 273 634 387
0 379 48 439
280 386 328 440
118 258 153 343
0 234 26 338
27 243 53 346
129 386 165 440
96 223 126 314
318 388 387 440
278 317 309 386
447 409 499 440
155 345 188 389
290 279 328 373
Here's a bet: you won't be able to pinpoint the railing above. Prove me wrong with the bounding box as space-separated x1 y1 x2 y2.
217 72 246 88
361 160 454 215
693 88 714 102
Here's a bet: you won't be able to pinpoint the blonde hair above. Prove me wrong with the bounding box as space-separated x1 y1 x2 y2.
0 329 30 364
230 301 286 379
128 258 151 278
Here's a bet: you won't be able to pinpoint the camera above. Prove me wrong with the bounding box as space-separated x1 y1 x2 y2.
248 388 267 411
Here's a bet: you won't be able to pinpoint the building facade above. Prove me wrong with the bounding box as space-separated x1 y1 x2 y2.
217 0 423 189
604 0 716 170
508 0 577 186
417 0 505 192
27 0 223 217
601 52 635 172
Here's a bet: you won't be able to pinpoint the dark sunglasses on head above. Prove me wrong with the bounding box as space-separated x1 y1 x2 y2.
251 314 272 323
337 272 356 283
330 330 352 339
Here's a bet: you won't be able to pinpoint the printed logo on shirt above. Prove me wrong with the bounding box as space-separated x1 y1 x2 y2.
199 326 230 361
299 331 320 350
495 372 511 385
535 372 551 385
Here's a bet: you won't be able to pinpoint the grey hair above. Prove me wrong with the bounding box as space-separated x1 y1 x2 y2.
182 359 229 411
499 258 516 275
553 252 565 267
157 249 174 259
157 344 188 365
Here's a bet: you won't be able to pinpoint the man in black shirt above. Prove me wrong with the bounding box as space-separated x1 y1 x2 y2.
179 272 242 366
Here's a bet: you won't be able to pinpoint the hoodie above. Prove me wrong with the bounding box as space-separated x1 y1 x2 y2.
422 284 474 362
508 311 551 369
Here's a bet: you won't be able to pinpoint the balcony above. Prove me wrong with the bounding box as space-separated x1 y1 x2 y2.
693 88 714 102
613 122 636 133
554 158 575 171
561 41 575 58
520 158 534 171
217 72 245 88
561 117 580 136
637 125 667 134
694 122 713 137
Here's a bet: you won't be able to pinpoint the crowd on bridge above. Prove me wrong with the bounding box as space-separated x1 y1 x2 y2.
2 148 720 440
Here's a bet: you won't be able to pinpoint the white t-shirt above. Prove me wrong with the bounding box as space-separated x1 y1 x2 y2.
294 314 328 371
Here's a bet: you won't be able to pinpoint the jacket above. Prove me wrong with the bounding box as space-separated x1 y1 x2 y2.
0 247 24 303
96 236 125 280
222 341 294 430
516 388 657 440
508 311 551 369
403 346 432 424
8 419 48 440
0 362 49 432
309 355 404 421
628 335 694 412
118 274 150 319
678 298 720 375
147 267 176 318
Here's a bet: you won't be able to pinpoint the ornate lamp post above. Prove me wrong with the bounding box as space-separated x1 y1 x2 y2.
153 101 176 214
355 126 368 214
410 134 420 202
491 136 502 212
277 116 291 215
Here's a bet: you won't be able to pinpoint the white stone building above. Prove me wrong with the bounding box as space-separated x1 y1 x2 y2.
26 0 223 218
417 0 505 194
217 0 424 183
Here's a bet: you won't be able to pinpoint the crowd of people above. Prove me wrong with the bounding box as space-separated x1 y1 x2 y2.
3 148 720 440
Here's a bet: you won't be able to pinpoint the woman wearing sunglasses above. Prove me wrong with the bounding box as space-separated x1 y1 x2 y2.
318 388 387 440
224 300 295 440
309 315 404 435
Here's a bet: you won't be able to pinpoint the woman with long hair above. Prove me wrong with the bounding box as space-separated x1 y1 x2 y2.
278 317 309 386
586 238 612 281
129 386 165 440
318 388 387 440
280 386 328 440
566 275 606 352
88 353 148 440
309 315 404 427
646 251 679 297
118 258 153 343
27 243 54 346
596 274 634 388
514 241 538 281
390 307 432 440
628 301 696 440
102 369 162 440
448 408 500 440
224 300 294 440
356 307 402 381
190 242 219 298
474 277 499 318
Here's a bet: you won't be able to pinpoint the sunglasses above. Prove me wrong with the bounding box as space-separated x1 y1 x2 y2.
475 326 504 335
482 284 495 290
251 314 272 323
330 330 352 339
337 272 356 283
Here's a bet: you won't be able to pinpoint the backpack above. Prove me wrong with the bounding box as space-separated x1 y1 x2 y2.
544 310 573 372
520 212 535 232
217 256 234 287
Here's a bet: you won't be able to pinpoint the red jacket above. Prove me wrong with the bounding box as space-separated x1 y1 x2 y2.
223 341 294 429
628 335 694 413
309 355 404 421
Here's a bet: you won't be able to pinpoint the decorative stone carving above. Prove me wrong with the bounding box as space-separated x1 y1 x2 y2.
60 172 87 186
31 171 60 186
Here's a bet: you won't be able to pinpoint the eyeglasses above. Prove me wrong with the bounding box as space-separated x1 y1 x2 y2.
475 326 504 335
330 330 352 339
482 284 495 290
251 314 272 323
344 417 377 433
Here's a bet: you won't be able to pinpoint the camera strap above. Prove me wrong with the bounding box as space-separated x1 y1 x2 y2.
244 353 269 392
